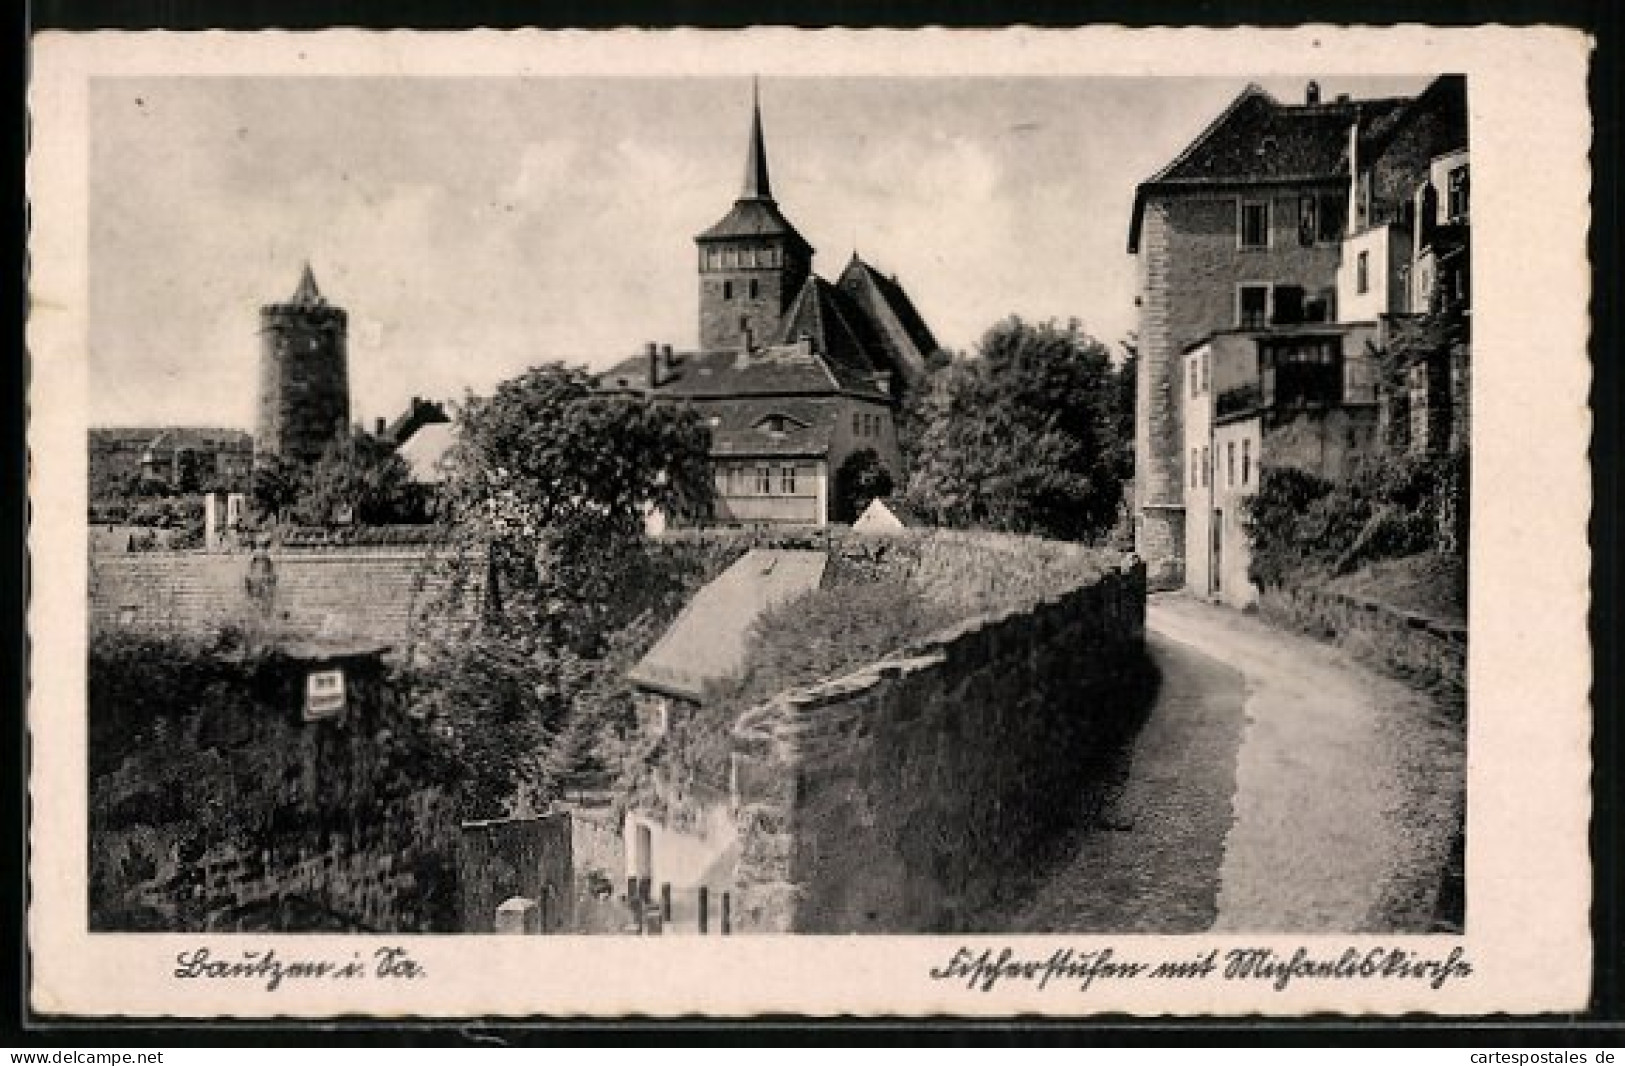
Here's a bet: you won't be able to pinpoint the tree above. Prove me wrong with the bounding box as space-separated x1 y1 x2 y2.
249 455 304 526
417 362 714 816
440 362 713 643
903 317 1125 542
831 448 895 523
297 430 429 528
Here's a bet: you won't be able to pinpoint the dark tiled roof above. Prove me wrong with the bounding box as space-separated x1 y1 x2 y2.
695 198 812 251
1129 85 1412 252
1360 74 1468 162
704 396 843 459
775 276 890 399
599 343 840 399
627 548 828 703
836 255 941 385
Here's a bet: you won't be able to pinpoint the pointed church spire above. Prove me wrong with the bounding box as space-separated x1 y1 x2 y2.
290 262 324 306
741 78 772 201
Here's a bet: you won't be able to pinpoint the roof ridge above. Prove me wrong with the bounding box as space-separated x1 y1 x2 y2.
1143 82 1273 186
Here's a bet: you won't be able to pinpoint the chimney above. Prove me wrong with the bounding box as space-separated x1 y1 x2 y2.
646 342 660 387
375 417 386 436
1336 93 1350 104
1306 81 1321 105
661 343 675 370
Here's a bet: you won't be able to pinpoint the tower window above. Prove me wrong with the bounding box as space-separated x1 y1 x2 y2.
1356 251 1370 294
757 466 773 495
749 279 760 299
781 466 796 494
723 280 734 300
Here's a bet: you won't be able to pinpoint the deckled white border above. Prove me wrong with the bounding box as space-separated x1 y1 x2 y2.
27 26 1594 1017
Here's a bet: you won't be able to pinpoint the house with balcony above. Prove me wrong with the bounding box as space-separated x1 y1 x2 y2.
1335 74 1470 455
1183 321 1381 607
1128 79 1411 587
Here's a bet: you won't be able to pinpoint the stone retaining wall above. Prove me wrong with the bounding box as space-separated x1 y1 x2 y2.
1259 582 1466 697
727 554 1146 933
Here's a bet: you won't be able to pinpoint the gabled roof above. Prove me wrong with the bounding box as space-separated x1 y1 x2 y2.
1129 85 1412 252
774 275 890 399
628 548 828 703
836 255 941 386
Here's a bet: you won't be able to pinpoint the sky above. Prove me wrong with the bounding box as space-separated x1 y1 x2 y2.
88 74 1434 430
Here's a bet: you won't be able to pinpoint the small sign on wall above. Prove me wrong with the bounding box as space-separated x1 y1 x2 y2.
304 668 346 721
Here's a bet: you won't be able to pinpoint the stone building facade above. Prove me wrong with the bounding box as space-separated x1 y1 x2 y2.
1129 82 1411 588
256 264 350 467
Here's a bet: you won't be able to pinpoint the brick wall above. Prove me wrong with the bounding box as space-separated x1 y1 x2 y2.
727 554 1147 933
88 546 482 650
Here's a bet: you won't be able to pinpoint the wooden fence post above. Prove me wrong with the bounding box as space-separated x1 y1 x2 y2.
721 891 731 936
660 883 672 923
698 887 709 935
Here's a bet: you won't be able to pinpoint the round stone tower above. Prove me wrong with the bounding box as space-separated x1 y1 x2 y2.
256 263 350 467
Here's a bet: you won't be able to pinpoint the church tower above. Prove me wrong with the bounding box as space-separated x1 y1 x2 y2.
694 84 814 351
256 263 350 467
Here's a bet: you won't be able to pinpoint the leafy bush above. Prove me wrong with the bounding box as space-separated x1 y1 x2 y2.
668 582 959 785
832 448 895 524
1244 448 1470 588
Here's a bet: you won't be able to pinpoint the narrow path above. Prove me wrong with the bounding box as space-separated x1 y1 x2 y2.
992 593 1464 935
1002 631 1246 933
1151 594 1464 934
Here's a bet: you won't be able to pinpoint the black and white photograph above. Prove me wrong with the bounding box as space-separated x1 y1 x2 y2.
27 27 1591 1017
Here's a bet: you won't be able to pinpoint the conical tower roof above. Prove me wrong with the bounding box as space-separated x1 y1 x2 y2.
289 262 325 307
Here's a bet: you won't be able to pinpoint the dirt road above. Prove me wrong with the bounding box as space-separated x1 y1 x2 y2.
1000 593 1464 934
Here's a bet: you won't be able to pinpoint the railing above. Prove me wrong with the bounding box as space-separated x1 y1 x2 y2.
619 880 733 936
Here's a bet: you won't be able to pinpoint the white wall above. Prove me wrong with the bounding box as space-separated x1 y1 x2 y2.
1182 342 1214 599
1211 417 1262 608
1337 224 1406 322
